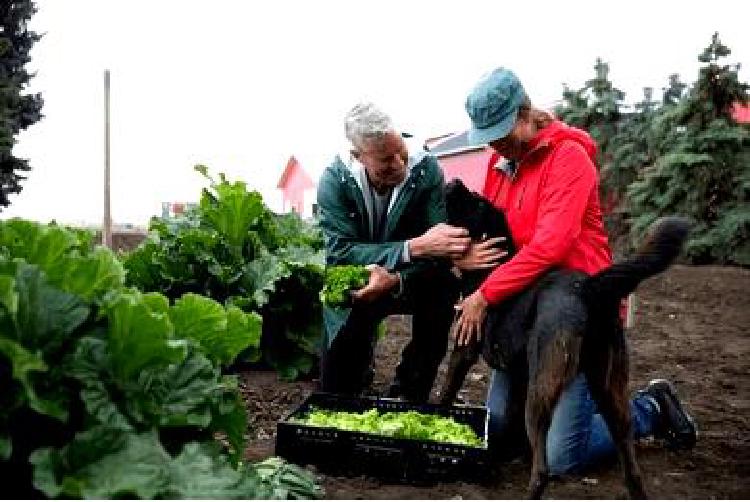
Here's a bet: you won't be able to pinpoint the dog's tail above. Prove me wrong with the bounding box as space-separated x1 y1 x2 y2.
583 216 691 304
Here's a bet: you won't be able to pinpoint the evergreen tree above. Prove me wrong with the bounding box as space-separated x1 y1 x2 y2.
606 87 659 204
556 57 629 245
555 58 626 197
556 83 590 128
584 58 626 163
662 73 687 106
628 33 750 265
0 1 43 209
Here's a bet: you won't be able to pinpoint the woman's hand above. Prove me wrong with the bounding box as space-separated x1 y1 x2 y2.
454 290 489 346
453 237 508 271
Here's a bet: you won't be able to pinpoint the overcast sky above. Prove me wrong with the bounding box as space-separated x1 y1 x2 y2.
5 0 749 226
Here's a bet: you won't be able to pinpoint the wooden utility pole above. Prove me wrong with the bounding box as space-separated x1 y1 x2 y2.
103 69 113 248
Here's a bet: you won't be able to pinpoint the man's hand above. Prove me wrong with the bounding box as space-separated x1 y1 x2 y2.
408 223 471 259
350 264 400 303
453 237 508 271
454 290 489 346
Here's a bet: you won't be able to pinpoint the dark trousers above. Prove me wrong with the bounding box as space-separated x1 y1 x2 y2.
319 267 459 402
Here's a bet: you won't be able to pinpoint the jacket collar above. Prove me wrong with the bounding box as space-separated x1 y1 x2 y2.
340 135 427 216
491 131 555 181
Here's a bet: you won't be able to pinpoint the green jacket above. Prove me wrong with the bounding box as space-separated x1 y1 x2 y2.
317 149 448 345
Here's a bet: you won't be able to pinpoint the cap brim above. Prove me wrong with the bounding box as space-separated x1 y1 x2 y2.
466 108 518 146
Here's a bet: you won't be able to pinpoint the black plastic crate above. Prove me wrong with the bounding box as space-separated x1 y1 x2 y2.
275 392 491 483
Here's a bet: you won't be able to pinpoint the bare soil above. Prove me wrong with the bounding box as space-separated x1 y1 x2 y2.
240 265 750 499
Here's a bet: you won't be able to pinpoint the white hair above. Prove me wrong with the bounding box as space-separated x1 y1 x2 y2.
344 102 395 150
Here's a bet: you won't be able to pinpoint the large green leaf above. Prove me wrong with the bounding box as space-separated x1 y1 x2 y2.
200 179 267 252
47 248 125 303
0 337 64 420
30 427 309 500
164 441 267 499
107 292 186 381
168 293 225 357
69 336 245 451
131 352 224 429
225 305 262 362
0 219 77 272
242 251 288 308
30 427 172 499
169 294 261 366
0 220 123 303
121 240 163 292
12 263 90 361
65 336 133 431
208 386 247 463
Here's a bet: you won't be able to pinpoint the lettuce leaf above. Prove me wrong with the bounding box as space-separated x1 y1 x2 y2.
294 408 484 447
320 265 369 308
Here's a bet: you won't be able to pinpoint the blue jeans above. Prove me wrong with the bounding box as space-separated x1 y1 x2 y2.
487 370 657 475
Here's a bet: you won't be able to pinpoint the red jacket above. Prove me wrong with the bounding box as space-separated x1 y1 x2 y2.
479 120 612 305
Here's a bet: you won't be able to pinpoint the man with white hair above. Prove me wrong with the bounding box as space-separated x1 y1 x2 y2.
316 102 482 401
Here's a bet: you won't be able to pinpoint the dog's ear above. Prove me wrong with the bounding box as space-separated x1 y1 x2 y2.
445 178 462 203
452 178 468 193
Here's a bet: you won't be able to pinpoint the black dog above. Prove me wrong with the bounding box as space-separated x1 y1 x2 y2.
438 179 518 406
440 179 690 499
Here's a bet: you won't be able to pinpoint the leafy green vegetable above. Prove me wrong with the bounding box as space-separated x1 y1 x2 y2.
293 408 484 447
123 165 326 380
169 293 262 366
0 219 309 498
253 456 324 499
30 426 321 499
0 262 90 422
320 265 370 308
0 218 125 304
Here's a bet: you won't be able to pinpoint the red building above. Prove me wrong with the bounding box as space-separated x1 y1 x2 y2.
277 156 316 216
731 103 750 123
426 131 494 192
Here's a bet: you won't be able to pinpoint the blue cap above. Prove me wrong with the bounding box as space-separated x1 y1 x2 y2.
465 67 527 146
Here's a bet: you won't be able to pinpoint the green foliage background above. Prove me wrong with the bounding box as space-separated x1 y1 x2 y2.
556 33 749 265
0 1 44 208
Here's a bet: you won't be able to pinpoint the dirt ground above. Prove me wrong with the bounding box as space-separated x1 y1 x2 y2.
241 265 750 499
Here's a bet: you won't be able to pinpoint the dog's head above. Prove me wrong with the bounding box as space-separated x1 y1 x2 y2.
445 178 499 240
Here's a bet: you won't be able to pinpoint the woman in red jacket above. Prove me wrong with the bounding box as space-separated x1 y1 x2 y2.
454 67 696 473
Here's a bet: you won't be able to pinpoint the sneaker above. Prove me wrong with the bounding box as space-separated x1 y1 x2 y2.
643 379 697 450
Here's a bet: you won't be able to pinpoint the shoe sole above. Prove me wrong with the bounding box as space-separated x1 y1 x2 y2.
648 378 698 449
